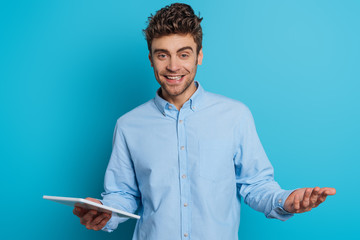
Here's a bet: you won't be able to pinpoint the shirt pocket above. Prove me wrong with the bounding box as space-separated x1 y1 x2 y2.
199 140 235 182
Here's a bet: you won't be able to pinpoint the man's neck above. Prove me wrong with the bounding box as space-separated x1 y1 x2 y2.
161 83 197 110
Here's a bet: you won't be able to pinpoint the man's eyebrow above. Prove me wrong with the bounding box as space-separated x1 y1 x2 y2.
177 46 194 53
152 46 194 54
153 48 170 54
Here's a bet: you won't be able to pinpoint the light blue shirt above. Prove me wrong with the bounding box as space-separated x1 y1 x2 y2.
101 82 294 239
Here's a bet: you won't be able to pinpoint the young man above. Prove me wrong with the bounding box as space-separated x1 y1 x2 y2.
73 3 336 239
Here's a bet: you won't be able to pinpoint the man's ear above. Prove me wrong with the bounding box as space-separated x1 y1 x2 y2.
148 53 153 67
197 48 203 65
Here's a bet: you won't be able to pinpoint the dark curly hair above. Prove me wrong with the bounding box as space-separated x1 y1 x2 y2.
143 3 203 54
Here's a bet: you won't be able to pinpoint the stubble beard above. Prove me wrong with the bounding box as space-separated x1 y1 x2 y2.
160 75 194 98
159 59 198 98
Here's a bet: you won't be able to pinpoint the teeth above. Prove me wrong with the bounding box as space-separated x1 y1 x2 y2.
166 75 182 80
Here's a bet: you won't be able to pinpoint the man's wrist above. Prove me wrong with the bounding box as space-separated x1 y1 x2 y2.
276 189 296 213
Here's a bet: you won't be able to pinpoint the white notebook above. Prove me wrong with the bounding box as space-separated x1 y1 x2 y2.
43 195 140 219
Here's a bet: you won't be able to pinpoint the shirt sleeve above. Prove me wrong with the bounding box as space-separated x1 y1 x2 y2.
234 106 294 221
100 120 141 232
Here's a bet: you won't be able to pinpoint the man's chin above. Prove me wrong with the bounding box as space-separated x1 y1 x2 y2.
163 86 185 97
161 80 195 98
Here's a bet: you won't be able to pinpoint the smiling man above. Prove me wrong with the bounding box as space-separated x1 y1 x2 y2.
73 3 336 239
150 34 202 109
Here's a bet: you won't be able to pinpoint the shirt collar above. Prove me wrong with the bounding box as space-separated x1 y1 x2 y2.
154 81 205 116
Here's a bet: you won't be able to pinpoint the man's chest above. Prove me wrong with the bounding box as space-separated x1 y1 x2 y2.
124 113 238 187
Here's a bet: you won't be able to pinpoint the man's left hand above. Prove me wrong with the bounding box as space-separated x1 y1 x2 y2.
283 187 336 213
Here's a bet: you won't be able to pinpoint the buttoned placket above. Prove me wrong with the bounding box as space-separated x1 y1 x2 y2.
177 107 191 239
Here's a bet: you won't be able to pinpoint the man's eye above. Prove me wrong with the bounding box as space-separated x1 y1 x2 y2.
158 54 167 59
180 54 189 58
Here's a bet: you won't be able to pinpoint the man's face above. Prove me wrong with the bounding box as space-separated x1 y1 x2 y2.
149 34 203 99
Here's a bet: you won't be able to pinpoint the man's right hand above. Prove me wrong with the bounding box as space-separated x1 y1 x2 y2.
73 197 111 231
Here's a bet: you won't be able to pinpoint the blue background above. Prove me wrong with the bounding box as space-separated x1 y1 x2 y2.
1 0 359 239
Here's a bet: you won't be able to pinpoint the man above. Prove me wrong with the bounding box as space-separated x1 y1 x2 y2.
73 3 336 239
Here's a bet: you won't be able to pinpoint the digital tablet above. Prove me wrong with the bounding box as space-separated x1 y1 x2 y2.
43 195 140 219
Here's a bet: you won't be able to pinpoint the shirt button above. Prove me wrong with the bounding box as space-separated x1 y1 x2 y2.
184 233 188 237
180 146 185 150
179 120 183 124
184 203 188 207
278 199 282 203
182 174 187 179
168 105 172 109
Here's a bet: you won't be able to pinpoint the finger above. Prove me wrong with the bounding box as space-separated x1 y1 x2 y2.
93 214 111 231
314 192 328 207
92 213 109 226
324 188 336 195
309 187 320 206
95 215 111 231
319 187 336 196
73 206 88 217
85 212 101 230
80 210 98 225
86 197 102 204
313 188 332 208
301 188 312 208
73 207 83 217
294 192 301 212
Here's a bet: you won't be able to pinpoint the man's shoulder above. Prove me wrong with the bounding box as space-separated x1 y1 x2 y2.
116 99 157 125
202 91 255 125
203 90 250 113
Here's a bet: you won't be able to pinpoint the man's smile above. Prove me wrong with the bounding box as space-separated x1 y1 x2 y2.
163 74 185 83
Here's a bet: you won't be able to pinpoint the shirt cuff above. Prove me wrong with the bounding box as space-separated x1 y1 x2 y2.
99 199 134 232
267 189 295 221
98 199 117 232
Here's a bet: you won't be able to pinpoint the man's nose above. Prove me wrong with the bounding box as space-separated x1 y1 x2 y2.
166 57 180 72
